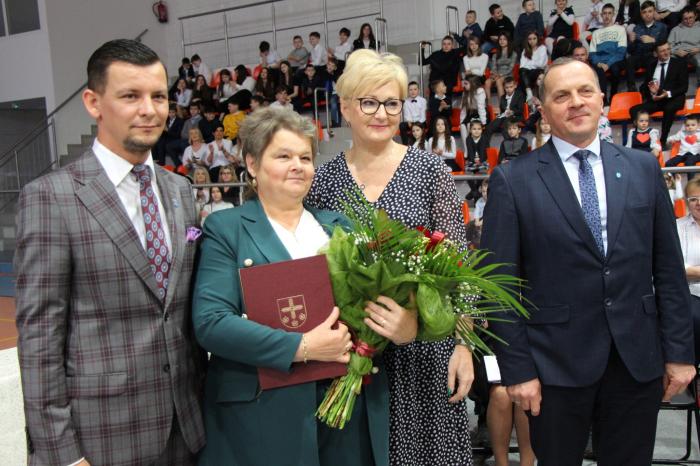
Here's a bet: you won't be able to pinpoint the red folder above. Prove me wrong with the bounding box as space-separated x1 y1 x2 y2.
239 254 347 390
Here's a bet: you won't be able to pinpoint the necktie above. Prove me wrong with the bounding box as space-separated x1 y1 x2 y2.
659 62 666 91
132 164 171 300
573 150 604 257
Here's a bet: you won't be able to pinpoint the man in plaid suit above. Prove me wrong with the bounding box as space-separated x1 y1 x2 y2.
14 40 205 465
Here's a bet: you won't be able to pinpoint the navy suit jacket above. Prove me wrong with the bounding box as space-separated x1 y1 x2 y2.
481 139 694 387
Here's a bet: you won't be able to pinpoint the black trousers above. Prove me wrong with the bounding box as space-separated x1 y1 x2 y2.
594 61 625 102
631 96 686 144
666 153 700 179
624 54 655 89
693 295 700 364
528 345 663 466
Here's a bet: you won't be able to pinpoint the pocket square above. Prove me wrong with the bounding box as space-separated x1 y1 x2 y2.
186 226 202 243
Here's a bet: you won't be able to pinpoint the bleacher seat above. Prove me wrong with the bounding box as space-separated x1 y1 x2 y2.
461 201 470 223
451 108 461 133
453 149 465 174
608 92 642 144
486 147 499 174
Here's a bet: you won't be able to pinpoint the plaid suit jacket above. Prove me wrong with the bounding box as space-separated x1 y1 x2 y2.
14 151 205 466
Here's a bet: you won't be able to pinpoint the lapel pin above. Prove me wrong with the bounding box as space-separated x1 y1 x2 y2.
615 172 622 179
172 198 180 208
243 258 254 267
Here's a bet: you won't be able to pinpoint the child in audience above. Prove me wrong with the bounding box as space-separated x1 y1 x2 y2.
666 114 700 177
200 186 235 225
625 110 661 157
459 76 488 149
456 10 484 48
259 41 281 69
515 0 545 48
546 0 576 54
250 95 265 112
598 114 614 143
208 124 235 181
428 79 452 122
498 118 529 163
483 4 516 53
254 67 276 103
295 64 324 112
222 100 246 142
410 123 428 150
463 36 490 78
329 27 353 72
465 120 489 200
485 32 518 100
324 58 342 127
665 172 684 202
428 116 459 170
519 32 547 99
216 69 236 110
486 77 525 138
199 106 219 143
474 177 490 224
401 81 428 144
616 0 642 33
309 31 328 69
532 118 552 148
585 0 606 34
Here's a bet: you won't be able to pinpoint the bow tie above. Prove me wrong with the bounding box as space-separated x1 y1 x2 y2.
411 99 417 103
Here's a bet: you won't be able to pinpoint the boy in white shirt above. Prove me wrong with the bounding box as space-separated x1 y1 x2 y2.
309 31 328 70
269 86 294 110
400 81 427 144
329 27 353 72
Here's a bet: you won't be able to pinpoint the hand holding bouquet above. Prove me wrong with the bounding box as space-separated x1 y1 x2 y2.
316 191 529 428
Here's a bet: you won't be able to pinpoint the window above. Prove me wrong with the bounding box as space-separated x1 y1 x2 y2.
3 0 40 36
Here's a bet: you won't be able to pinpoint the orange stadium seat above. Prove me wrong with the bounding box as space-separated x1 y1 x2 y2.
461 201 471 223
486 147 499 174
674 199 687 218
451 107 462 133
453 149 466 173
608 92 642 144
572 22 580 41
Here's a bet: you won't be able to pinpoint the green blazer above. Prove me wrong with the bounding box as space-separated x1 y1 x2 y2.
192 198 389 466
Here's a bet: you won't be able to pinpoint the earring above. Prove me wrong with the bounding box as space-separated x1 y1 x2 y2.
251 177 257 188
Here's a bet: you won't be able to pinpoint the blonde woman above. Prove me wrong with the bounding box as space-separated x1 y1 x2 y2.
306 49 474 466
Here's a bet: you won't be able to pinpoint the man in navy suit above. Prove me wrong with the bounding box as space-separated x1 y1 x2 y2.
482 57 695 465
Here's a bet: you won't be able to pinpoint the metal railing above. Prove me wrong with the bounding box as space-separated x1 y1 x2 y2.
446 6 459 37
313 87 332 141
417 40 433 97
0 29 149 214
179 0 385 66
374 17 388 52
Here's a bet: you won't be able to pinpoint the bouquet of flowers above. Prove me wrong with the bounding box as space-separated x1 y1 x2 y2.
316 191 529 429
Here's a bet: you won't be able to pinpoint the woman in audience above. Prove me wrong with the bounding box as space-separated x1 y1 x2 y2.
676 177 700 364
306 49 474 466
353 23 378 50
233 64 257 94
518 32 547 100
485 32 518 101
182 128 211 175
208 124 235 181
191 74 213 106
192 107 407 466
192 165 211 209
463 36 490 78
217 164 240 205
199 186 234 225
216 69 236 110
173 78 192 108
254 66 277 102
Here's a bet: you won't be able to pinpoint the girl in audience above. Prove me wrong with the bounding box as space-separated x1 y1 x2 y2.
222 100 246 142
200 186 234 225
463 36 489 78
192 165 211 209
233 64 257 94
182 128 211 175
353 23 378 50
428 116 459 171
532 118 552 148
173 78 192 108
485 33 518 101
410 122 427 150
208 124 235 181
216 69 236 110
625 110 661 157
459 76 488 150
279 60 295 95
546 0 576 54
254 66 277 102
519 32 547 100
191 74 213 106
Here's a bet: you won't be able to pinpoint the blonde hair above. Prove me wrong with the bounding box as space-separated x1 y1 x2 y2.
686 177 700 197
188 128 204 145
335 49 408 101
192 165 210 184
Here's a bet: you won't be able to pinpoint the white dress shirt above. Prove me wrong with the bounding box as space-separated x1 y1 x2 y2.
209 138 235 168
463 54 489 77
334 41 353 60
268 209 330 259
93 139 172 254
427 135 457 160
652 60 672 97
403 96 427 123
552 135 609 254
310 43 328 67
677 214 700 297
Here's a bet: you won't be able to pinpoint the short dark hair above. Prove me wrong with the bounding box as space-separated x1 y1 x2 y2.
489 4 501 14
340 27 351 36
469 119 484 128
203 105 216 114
602 3 615 12
634 109 650 121
305 63 315 69
408 81 419 87
181 57 191 65
442 35 454 42
656 39 670 49
189 101 201 111
640 0 656 11
686 113 700 123
259 41 270 52
467 9 477 15
505 117 520 129
293 35 302 41
522 0 533 6
504 76 516 86
87 39 162 93
275 85 288 94
191 54 201 62
310 31 321 39
430 79 445 91
251 95 265 105
681 5 698 16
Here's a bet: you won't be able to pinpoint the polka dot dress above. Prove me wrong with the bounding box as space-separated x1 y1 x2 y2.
307 147 473 466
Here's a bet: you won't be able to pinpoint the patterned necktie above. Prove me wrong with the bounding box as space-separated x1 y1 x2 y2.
132 164 171 300
573 150 605 257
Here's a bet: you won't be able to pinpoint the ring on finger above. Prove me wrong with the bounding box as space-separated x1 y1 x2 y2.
381 318 387 327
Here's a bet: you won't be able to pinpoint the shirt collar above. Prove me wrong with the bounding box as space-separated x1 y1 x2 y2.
92 139 157 189
552 135 601 164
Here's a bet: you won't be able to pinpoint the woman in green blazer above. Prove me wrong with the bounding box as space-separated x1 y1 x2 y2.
192 107 417 466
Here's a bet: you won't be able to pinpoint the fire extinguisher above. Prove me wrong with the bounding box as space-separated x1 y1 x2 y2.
153 1 168 23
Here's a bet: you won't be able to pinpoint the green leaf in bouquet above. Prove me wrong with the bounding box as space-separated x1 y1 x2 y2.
415 283 457 341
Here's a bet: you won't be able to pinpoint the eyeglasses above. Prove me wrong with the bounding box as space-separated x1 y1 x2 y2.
356 97 404 116
688 196 700 203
